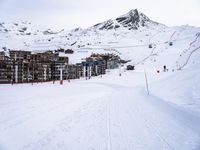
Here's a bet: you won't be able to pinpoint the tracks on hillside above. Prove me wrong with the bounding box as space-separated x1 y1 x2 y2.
177 33 200 70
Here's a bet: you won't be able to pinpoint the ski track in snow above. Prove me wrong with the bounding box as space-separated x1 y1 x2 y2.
0 72 200 150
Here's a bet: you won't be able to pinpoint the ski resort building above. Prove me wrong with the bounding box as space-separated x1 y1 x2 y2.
0 50 120 84
0 52 13 83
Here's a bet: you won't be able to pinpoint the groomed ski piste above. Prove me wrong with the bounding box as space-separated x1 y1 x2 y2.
1 9 200 150
0 62 200 150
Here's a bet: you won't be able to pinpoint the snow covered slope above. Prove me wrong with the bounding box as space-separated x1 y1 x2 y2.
1 9 200 68
0 21 67 50
0 63 200 150
1 9 200 150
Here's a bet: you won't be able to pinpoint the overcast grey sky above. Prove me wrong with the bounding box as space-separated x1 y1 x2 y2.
0 0 199 30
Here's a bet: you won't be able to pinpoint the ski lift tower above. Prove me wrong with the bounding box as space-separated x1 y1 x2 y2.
119 61 122 76
58 64 65 85
14 53 18 83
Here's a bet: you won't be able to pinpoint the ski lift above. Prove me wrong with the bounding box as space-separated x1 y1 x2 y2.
149 44 153 48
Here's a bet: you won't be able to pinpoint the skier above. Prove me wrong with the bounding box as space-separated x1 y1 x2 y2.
163 65 167 72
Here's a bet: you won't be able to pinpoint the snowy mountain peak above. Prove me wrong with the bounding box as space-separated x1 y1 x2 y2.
126 9 139 16
116 9 153 30
93 9 158 31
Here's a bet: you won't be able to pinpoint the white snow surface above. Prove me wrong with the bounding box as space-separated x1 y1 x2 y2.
1 10 200 150
0 65 200 150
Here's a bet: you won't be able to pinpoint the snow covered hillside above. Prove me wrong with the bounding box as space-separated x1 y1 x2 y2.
0 9 200 150
0 64 200 150
1 9 200 67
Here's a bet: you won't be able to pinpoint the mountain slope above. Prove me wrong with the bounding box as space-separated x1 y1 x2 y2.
0 9 200 150
0 9 200 71
93 9 160 31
